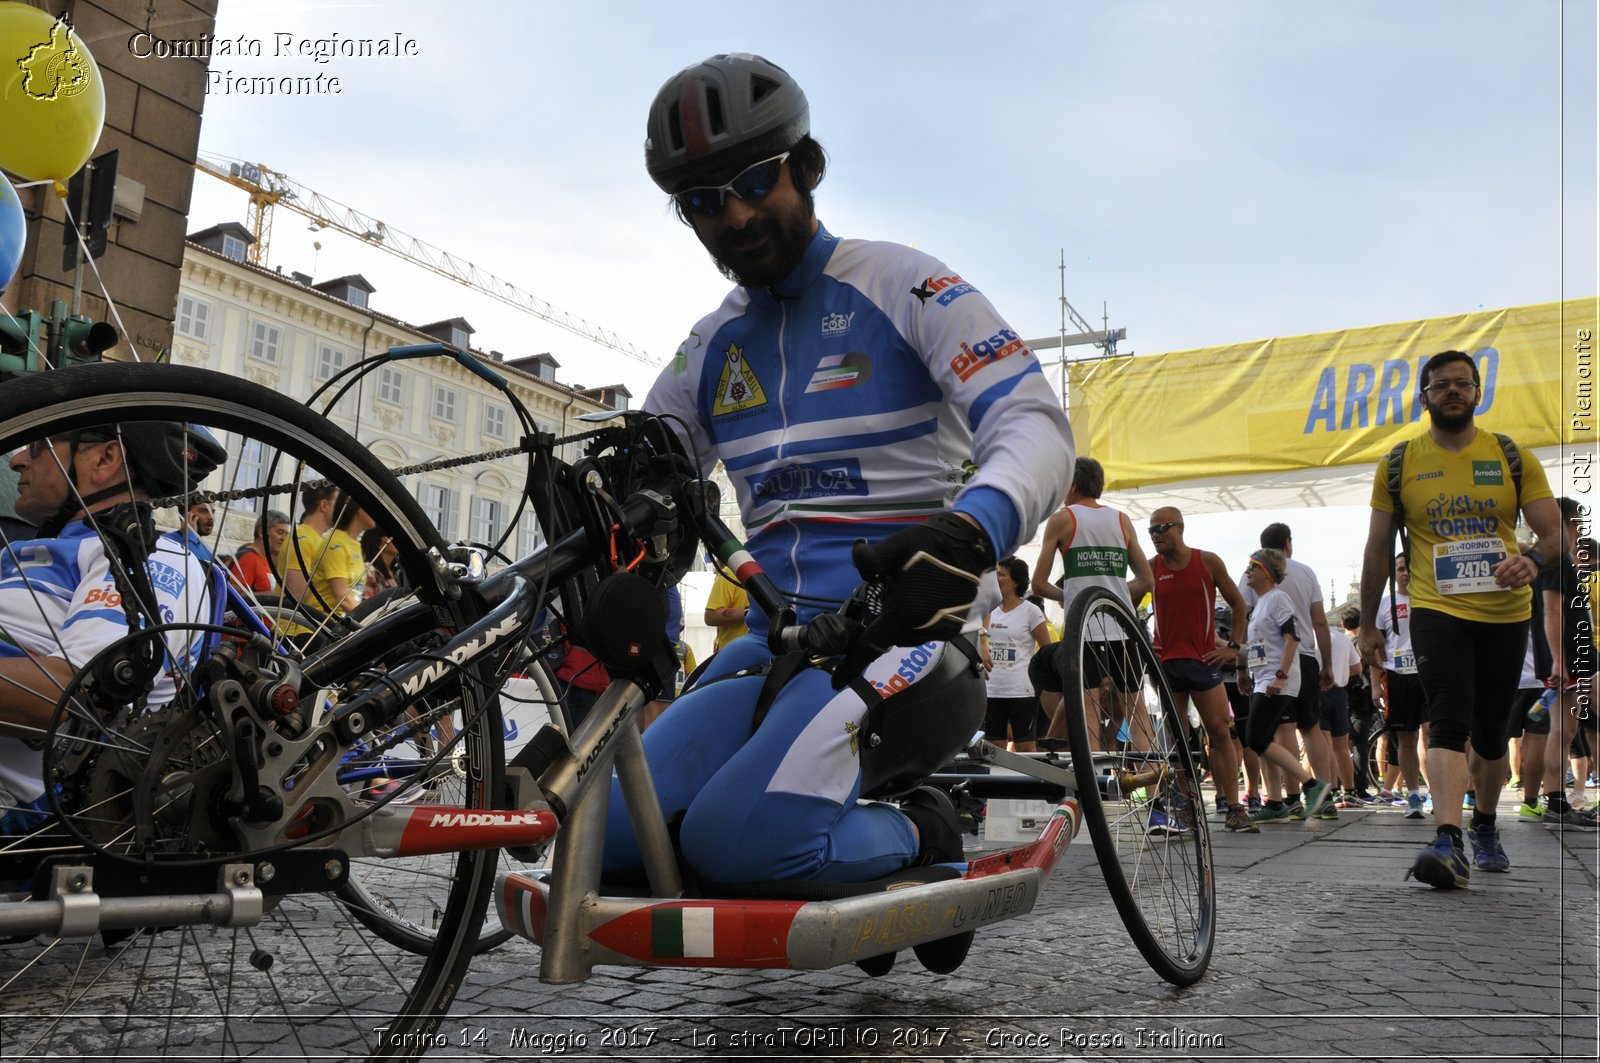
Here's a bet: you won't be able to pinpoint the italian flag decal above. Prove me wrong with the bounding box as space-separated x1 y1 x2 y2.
651 906 715 958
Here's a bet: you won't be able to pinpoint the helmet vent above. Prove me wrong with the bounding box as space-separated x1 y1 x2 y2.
667 107 684 150
705 86 726 135
750 74 777 104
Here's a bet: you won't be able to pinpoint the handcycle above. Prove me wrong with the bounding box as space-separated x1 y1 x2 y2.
0 358 1212 1060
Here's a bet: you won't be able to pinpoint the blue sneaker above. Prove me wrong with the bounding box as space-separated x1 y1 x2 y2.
1147 797 1192 836
1469 823 1510 872
1405 791 1426 819
1462 792 1476 812
1409 834 1470 889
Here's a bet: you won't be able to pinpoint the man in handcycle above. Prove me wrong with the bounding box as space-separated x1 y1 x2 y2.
602 53 1072 967
0 421 225 841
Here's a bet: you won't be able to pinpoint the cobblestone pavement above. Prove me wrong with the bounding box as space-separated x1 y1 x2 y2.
3 791 1596 1062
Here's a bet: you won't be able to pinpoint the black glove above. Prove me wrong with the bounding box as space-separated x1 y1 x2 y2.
831 511 996 689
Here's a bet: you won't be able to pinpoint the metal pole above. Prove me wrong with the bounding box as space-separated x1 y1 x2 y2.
68 159 90 316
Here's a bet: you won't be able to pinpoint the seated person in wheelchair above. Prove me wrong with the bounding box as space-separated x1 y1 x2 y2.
0 422 224 837
602 53 1072 898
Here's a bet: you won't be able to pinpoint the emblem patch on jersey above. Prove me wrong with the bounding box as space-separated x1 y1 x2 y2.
821 311 855 337
1471 461 1504 486
712 342 768 415
910 274 975 306
805 352 872 393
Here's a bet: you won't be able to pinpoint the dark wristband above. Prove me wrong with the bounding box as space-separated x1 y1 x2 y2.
1525 548 1546 569
1274 670 1289 680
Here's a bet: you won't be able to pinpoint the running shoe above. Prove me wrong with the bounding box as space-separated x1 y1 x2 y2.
1286 800 1308 821
1378 789 1397 803
1249 803 1292 824
1545 806 1600 832
1214 794 1228 816
1312 803 1339 821
1409 834 1470 889
1302 778 1336 819
1462 792 1476 812
1351 789 1378 804
1405 791 1426 819
1246 793 1262 813
1335 791 1362 810
1517 800 1544 821
1469 823 1510 872
1224 805 1260 833
1147 802 1181 836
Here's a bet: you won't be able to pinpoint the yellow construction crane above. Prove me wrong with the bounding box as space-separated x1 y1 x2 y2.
193 154 659 366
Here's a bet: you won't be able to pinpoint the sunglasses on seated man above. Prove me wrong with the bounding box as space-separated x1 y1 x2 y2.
675 152 790 217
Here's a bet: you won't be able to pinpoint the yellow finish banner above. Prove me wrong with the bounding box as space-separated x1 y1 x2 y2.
1067 298 1593 491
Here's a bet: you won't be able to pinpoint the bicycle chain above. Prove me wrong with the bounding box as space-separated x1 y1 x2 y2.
151 426 617 509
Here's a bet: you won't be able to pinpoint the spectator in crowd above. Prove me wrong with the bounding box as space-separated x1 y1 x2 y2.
1146 506 1253 832
1238 548 1336 822
1372 553 1426 814
1219 603 1263 812
230 509 290 594
982 556 1052 753
279 482 340 643
1540 497 1597 830
179 498 215 561
1507 600 1549 820
1031 456 1153 751
1322 604 1363 806
360 527 400 596
703 566 749 654
1240 523 1337 820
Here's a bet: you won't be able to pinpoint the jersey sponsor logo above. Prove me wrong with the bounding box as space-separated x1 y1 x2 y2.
805 352 872 393
871 641 941 697
1415 470 1444 481
712 342 768 415
1472 461 1505 486
910 274 975 306
146 560 184 597
84 585 121 608
747 458 868 503
950 328 1029 382
821 311 855 337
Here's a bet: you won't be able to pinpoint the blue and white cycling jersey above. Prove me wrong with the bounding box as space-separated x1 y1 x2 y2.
644 223 1072 628
0 520 211 806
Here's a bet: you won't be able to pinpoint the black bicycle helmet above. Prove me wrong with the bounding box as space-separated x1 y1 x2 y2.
112 422 227 497
645 52 809 194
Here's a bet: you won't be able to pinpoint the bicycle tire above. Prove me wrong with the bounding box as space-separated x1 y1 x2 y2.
1060 588 1216 985
0 363 504 1060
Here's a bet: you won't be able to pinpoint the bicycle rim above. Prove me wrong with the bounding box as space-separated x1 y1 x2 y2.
1061 588 1215 985
339 655 565 955
0 363 505 1059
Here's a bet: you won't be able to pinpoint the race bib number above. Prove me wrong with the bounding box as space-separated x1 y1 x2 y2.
992 645 1017 664
1434 538 1507 595
1391 650 1417 675
1245 640 1270 669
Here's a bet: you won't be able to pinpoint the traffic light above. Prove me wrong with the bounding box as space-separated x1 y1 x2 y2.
51 312 116 366
0 308 44 373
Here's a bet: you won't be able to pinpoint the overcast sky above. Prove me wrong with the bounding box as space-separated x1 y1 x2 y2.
129 0 1596 604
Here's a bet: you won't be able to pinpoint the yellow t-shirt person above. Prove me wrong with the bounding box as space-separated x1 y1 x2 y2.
1370 430 1552 624
705 576 750 651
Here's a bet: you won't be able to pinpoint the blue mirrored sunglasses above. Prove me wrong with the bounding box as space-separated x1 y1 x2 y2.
675 152 790 217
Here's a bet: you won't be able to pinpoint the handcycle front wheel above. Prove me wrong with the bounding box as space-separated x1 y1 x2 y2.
0 362 508 1060
1059 588 1216 985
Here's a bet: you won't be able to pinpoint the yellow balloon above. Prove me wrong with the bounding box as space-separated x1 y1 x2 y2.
0 3 106 183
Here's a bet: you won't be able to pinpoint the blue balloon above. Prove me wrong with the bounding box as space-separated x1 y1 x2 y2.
0 172 24 294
